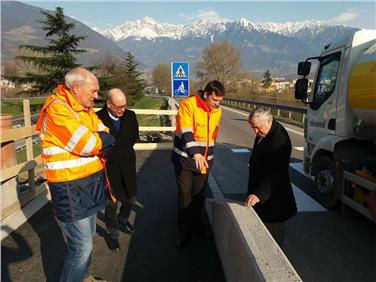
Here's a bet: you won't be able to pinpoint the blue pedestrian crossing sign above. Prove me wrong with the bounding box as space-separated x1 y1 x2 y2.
171 62 189 97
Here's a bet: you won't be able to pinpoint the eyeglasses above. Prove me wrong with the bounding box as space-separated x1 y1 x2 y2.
109 100 127 111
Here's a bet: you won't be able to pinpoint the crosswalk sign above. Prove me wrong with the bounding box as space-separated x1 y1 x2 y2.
172 62 189 79
171 62 189 97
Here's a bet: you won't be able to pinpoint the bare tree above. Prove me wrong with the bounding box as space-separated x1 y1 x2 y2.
3 60 17 76
94 53 120 77
196 41 241 85
152 63 171 95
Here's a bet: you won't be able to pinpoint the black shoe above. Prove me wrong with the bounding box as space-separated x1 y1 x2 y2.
175 239 190 250
119 221 134 235
175 235 191 250
106 227 120 239
108 237 120 251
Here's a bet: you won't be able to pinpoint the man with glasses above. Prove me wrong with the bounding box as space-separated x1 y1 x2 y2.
96 88 139 249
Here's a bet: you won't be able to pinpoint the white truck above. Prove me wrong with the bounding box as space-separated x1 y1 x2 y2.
294 29 376 221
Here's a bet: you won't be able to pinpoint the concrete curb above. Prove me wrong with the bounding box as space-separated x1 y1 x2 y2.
206 173 301 282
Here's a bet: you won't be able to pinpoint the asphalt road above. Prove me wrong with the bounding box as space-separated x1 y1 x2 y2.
211 105 376 282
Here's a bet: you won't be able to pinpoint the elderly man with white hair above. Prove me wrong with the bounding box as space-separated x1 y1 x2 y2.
36 67 114 282
245 107 297 248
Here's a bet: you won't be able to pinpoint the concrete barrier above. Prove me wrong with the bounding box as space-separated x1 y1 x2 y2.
205 199 301 282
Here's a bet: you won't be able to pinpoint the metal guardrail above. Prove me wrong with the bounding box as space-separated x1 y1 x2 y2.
223 98 307 124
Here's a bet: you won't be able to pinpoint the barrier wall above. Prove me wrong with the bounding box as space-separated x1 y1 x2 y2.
206 199 302 282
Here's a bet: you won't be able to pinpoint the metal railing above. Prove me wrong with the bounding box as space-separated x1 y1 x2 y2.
223 98 307 124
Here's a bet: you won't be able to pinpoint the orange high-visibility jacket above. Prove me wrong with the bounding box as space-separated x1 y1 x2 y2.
36 85 109 182
172 94 222 174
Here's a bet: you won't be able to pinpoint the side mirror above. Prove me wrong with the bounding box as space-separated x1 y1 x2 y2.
297 62 311 76
295 78 308 100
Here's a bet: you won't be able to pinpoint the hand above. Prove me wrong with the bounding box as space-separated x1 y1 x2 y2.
193 153 208 172
98 144 114 159
245 194 260 208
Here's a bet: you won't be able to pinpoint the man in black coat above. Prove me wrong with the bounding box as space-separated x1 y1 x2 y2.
245 107 297 248
96 88 139 246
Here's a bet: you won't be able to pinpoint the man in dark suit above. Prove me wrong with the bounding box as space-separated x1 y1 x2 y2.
96 88 139 248
245 107 297 248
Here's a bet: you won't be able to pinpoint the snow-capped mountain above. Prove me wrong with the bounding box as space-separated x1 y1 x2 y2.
99 17 185 41
96 17 358 76
98 16 352 43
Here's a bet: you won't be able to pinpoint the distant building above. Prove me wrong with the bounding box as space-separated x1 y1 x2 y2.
0 79 34 91
0 79 15 89
262 77 294 93
292 78 314 93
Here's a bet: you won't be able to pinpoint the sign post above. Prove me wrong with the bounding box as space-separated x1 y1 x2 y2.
171 62 189 98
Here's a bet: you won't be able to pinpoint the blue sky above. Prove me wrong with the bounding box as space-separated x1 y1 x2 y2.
23 1 375 30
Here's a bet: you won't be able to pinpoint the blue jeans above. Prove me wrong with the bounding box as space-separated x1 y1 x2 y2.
59 214 97 282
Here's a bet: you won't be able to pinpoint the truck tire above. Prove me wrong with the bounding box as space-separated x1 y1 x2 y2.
314 156 339 208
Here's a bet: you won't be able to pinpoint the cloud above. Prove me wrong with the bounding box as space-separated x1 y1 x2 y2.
328 7 362 24
178 9 229 23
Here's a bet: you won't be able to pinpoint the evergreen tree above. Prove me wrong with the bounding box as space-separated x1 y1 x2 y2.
118 52 144 96
261 69 273 90
7 7 85 94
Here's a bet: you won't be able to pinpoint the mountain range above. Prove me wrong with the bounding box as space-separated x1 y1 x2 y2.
97 16 359 76
2 1 360 77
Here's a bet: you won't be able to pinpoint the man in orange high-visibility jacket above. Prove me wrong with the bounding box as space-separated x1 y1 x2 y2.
36 67 114 282
171 80 225 249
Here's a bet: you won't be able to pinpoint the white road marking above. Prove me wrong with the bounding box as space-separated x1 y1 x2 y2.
231 148 250 153
292 183 327 212
221 105 304 136
290 162 314 180
294 146 304 151
221 105 249 117
289 162 324 212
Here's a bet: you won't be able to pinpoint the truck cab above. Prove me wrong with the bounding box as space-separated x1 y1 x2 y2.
294 30 376 218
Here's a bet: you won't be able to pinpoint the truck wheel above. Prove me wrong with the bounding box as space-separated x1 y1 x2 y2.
314 156 339 208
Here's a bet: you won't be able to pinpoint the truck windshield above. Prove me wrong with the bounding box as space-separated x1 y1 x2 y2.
311 52 341 110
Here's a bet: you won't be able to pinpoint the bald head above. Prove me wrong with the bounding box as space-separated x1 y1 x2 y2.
65 67 99 109
106 88 127 117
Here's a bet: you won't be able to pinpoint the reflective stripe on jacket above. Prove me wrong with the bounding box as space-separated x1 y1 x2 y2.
171 95 221 173
36 85 109 182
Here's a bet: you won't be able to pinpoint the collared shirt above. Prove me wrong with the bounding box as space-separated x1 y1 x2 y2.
107 109 119 121
107 109 121 131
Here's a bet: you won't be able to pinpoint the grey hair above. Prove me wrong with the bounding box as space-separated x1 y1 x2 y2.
249 107 273 124
64 67 88 90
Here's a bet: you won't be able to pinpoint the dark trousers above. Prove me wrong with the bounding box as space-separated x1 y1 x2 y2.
175 166 209 240
265 221 285 248
105 197 135 238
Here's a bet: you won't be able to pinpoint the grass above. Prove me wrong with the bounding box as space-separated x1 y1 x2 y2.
1 97 47 117
130 96 168 127
16 143 42 163
130 96 166 109
1 101 23 116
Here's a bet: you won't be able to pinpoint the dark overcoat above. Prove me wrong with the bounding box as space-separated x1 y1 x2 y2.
247 120 297 223
97 106 139 202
